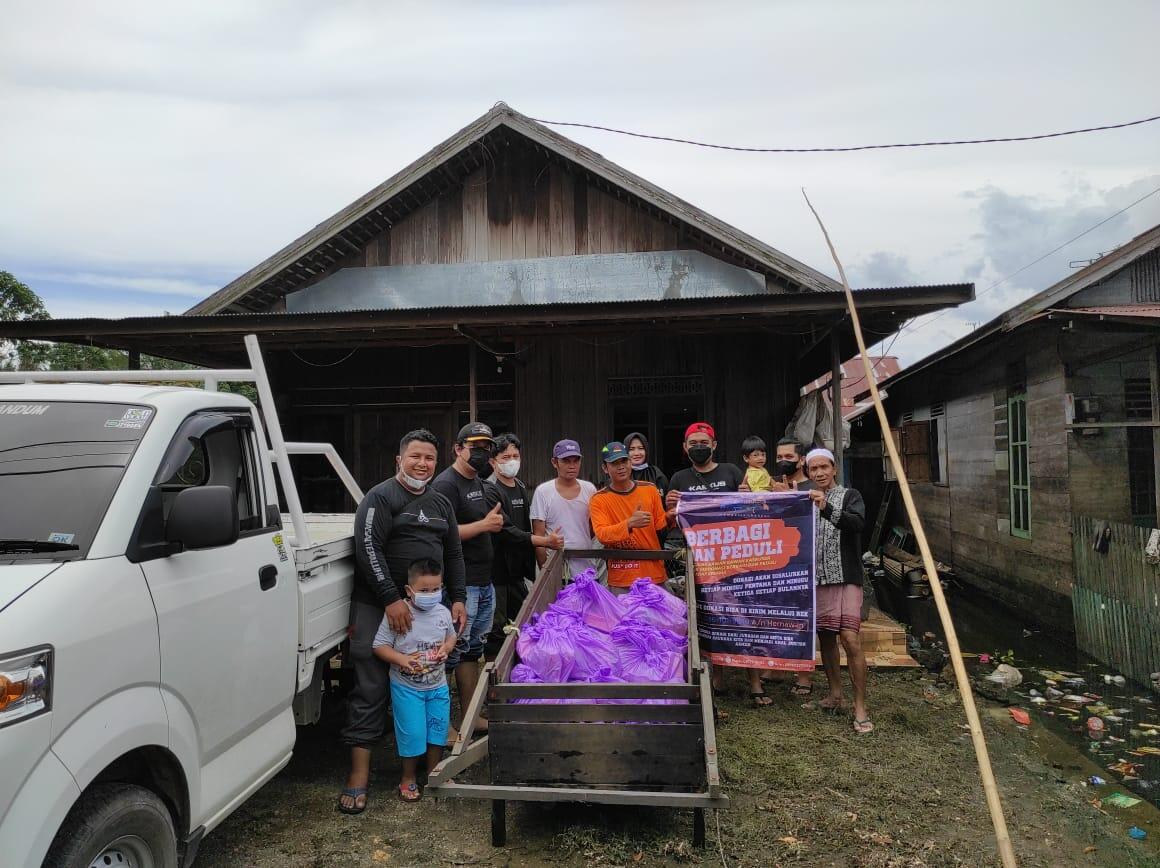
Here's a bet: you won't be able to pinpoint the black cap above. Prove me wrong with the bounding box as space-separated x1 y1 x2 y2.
456 421 495 444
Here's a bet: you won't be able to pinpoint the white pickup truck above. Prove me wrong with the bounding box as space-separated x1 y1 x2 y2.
0 336 361 868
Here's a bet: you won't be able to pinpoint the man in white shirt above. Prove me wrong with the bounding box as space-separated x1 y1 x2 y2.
530 438 598 578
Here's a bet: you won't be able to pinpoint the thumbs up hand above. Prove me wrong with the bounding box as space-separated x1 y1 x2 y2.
627 504 652 529
482 500 504 532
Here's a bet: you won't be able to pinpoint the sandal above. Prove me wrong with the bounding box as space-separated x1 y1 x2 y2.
337 786 368 815
750 691 773 707
853 718 875 735
790 683 813 697
398 782 422 802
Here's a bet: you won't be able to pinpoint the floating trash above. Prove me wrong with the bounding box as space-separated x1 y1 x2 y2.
1088 775 1107 786
1088 717 1106 733
1102 791 1142 808
1129 826 1147 841
986 663 1022 687
1031 696 1047 705
1009 708 1031 726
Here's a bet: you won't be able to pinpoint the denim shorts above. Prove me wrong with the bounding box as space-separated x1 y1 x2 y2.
389 680 450 758
445 583 495 669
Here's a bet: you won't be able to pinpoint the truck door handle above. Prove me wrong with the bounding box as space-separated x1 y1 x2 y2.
259 564 278 591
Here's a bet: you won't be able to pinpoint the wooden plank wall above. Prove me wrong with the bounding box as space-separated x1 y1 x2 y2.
513 331 798 487
1072 515 1160 685
885 323 1075 629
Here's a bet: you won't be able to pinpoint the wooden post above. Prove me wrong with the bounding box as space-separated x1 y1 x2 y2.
468 341 478 421
128 349 141 371
804 193 1018 868
1150 347 1160 528
831 329 844 478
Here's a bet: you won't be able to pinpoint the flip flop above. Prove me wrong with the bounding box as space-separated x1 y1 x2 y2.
750 691 773 707
337 786 368 815
398 782 422 802
853 718 875 734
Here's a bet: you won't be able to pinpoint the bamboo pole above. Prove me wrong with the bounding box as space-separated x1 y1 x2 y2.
803 192 1018 868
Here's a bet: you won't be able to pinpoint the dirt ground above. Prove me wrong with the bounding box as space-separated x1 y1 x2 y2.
195 668 1159 868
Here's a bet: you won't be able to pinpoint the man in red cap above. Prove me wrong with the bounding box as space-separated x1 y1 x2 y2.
665 422 772 709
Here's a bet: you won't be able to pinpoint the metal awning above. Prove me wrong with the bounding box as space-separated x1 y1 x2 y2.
0 283 973 376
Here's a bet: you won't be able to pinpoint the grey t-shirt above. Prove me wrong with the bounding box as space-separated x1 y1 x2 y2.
373 604 456 690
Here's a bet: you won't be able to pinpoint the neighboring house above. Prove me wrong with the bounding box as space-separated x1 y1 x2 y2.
804 355 903 421
0 103 970 503
872 224 1160 634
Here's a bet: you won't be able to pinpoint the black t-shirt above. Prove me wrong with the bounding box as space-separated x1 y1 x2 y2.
432 464 494 587
352 477 466 607
485 476 536 585
632 464 669 495
669 462 745 494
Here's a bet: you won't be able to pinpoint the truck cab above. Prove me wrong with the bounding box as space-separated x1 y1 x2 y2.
0 340 357 867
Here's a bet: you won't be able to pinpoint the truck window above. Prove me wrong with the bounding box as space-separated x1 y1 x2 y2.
155 412 276 535
0 402 154 559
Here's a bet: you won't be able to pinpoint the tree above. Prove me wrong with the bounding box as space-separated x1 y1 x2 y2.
1 270 52 370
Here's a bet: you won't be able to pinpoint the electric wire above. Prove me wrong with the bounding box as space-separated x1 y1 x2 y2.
531 112 1160 154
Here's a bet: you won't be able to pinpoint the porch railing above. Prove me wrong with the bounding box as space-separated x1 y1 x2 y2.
1072 515 1160 686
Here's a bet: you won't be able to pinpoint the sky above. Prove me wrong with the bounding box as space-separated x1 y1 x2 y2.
2 1 1158 366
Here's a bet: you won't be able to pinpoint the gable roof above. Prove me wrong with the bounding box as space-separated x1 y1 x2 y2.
879 221 1160 390
188 102 841 315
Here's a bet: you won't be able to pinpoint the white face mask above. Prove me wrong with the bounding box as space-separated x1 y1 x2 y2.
399 470 427 492
497 458 521 479
410 590 443 610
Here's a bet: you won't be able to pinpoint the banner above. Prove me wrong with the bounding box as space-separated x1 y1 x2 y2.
676 491 816 671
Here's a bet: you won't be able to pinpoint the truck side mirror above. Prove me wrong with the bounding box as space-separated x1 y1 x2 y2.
165 486 239 550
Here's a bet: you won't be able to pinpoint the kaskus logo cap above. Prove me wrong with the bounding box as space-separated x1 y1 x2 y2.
457 421 495 445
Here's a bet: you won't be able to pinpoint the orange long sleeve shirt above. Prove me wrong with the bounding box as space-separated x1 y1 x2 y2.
588 481 670 588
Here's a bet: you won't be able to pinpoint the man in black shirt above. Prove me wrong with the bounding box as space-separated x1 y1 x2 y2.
484 433 563 654
663 420 762 708
431 422 505 737
339 428 467 814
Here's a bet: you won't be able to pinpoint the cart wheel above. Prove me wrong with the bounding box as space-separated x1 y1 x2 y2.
491 799 507 847
693 808 706 848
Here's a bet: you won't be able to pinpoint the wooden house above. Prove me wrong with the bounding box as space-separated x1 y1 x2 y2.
1 103 970 508
871 224 1160 639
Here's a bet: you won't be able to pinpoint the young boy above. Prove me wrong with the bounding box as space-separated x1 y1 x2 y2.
372 558 458 802
741 435 771 492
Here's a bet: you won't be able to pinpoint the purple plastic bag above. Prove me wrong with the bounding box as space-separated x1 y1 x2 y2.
516 609 618 683
516 610 581 683
611 621 686 684
620 578 688 637
550 568 626 632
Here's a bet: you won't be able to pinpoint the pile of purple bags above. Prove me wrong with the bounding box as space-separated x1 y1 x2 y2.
511 569 688 701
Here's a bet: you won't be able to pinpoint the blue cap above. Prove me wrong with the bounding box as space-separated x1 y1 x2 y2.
601 441 630 463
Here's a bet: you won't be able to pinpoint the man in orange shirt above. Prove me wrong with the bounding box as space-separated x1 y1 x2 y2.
589 441 671 594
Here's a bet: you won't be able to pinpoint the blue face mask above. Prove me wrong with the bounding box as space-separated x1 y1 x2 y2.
411 590 443 611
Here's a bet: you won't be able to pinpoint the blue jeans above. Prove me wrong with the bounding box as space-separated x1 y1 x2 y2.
445 584 495 669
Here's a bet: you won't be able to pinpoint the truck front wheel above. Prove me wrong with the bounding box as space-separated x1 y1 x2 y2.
44 783 178 868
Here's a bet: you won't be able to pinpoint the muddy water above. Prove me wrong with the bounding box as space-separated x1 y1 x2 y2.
879 582 1160 813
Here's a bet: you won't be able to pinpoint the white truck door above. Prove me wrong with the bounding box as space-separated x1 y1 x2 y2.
138 411 298 825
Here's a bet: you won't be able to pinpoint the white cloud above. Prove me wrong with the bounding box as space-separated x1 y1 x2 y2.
21 270 216 297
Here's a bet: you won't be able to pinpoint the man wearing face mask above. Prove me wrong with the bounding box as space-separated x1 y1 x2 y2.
484 433 564 654
663 421 745 715
431 422 505 740
770 438 813 494
339 428 467 815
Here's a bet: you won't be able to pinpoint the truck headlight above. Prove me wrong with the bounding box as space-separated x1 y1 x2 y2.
0 647 52 728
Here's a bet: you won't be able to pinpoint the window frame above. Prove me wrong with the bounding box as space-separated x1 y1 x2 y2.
1008 393 1031 539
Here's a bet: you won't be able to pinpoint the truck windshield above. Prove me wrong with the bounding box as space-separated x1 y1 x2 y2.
0 402 154 560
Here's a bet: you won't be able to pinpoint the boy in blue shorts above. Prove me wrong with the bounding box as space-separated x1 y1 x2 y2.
372 558 458 802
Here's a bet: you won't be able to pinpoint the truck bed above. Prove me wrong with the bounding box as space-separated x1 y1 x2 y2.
283 513 356 693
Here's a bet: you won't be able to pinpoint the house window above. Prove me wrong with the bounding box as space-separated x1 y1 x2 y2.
1008 393 1030 538
929 403 948 485
1125 378 1156 526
